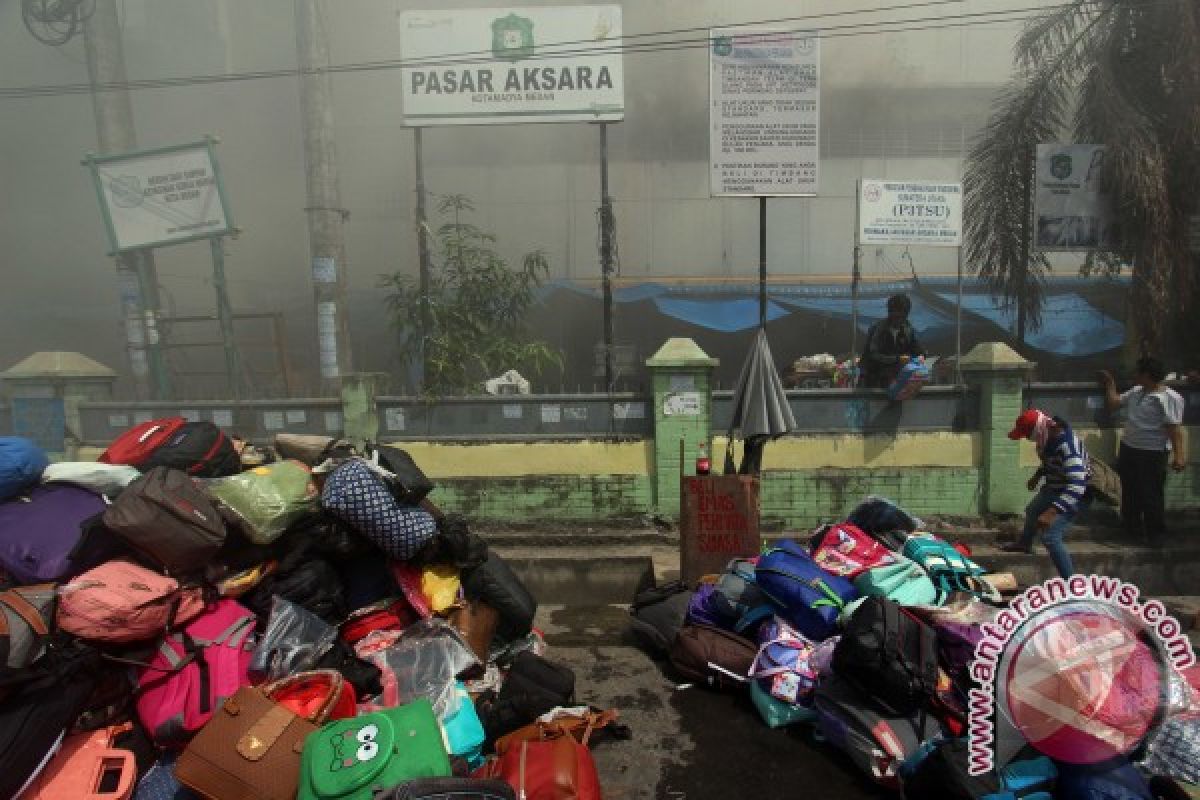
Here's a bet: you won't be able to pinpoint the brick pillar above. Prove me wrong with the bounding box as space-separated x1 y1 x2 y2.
340 372 387 447
960 342 1035 515
646 338 718 517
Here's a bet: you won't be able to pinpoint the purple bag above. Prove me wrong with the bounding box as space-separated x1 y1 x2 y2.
933 618 984 684
0 484 106 584
749 616 819 706
686 583 731 629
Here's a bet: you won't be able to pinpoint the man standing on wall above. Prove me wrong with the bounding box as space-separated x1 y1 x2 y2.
1099 357 1187 545
859 294 924 388
999 409 1090 578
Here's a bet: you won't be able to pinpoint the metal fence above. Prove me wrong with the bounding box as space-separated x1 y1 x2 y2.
375 394 653 441
76 399 343 447
712 385 980 434
1024 382 1200 427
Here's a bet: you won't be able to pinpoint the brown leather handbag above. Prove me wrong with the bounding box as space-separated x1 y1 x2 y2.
494 708 623 756
175 686 317 800
447 600 500 663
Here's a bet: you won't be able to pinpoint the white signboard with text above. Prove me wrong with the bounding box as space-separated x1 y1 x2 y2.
400 6 624 126
1034 143 1115 251
709 29 820 196
858 180 963 247
88 141 232 253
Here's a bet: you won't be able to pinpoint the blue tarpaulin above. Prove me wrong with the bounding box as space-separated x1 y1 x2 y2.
653 296 790 333
935 292 1123 357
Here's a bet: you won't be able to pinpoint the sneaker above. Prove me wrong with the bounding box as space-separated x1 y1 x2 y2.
998 542 1033 554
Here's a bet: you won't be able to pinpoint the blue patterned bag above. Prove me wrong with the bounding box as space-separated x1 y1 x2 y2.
320 459 437 561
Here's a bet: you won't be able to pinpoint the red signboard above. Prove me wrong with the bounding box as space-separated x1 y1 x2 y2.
679 475 760 584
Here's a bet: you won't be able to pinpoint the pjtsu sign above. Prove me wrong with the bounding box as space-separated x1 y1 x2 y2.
858 180 963 247
399 6 624 126
85 140 233 253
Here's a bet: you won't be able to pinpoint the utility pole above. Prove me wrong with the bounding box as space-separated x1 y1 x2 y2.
295 0 354 390
413 128 433 390
82 0 170 400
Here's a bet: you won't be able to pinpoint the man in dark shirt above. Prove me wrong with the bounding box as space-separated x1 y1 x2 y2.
860 294 923 388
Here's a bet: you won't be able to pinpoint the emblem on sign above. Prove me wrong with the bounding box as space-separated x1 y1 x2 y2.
492 13 534 61
712 36 733 56
109 176 144 208
863 183 882 203
1050 153 1073 180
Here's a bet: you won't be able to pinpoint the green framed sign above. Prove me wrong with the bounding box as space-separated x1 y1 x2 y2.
83 137 235 254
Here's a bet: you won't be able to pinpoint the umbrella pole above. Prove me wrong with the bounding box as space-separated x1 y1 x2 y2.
759 196 767 328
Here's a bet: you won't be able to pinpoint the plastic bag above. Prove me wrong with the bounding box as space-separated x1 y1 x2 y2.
207 460 318 545
421 564 462 613
356 618 481 718
41 462 141 496
249 596 338 683
441 681 486 769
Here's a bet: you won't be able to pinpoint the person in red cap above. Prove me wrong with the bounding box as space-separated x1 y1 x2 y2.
999 409 1091 578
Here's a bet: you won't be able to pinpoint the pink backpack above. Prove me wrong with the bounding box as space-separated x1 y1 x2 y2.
57 560 207 644
136 598 256 746
810 522 896 578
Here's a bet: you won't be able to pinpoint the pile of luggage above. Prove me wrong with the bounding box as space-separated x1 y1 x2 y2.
0 424 624 800
631 496 1200 800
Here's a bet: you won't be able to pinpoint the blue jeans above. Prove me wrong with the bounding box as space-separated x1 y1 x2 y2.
1018 487 1087 579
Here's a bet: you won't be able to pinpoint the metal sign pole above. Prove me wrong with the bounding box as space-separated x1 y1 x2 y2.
956 245 964 385
600 122 616 392
209 236 242 399
413 127 433 391
851 182 862 361
759 196 767 328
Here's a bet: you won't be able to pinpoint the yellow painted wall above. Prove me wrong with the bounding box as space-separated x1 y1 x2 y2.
385 439 654 478
714 432 981 469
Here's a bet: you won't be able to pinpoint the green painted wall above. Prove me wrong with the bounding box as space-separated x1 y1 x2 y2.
427 474 654 521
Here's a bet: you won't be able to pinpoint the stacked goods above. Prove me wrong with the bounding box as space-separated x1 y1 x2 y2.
0 425 625 800
630 494 1200 798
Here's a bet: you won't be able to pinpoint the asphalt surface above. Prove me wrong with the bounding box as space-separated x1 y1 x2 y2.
536 605 889 800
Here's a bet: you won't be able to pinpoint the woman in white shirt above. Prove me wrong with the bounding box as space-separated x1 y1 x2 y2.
1099 357 1186 544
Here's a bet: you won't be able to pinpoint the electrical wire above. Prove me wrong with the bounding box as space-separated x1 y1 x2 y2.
0 0 1156 99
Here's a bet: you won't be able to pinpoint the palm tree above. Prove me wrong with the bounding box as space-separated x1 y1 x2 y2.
964 0 1200 357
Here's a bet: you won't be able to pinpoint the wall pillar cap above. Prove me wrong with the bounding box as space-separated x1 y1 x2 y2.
645 338 718 369
959 342 1036 374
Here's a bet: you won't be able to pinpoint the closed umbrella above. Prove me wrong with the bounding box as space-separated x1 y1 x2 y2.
725 328 796 474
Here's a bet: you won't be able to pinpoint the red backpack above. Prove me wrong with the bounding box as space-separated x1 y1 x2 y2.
99 418 187 467
810 522 896 578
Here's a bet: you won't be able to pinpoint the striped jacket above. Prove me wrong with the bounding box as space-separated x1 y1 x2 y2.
1039 418 1091 513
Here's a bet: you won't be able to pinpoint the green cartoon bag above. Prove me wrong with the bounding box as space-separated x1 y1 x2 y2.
297 698 451 799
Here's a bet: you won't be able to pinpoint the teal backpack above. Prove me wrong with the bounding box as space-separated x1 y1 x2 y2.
297 699 451 800
901 537 991 600
853 555 942 607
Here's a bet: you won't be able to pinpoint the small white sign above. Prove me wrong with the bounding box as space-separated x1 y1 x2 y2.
385 407 407 431
563 406 589 421
541 404 562 424
212 409 233 428
107 414 129 429
613 401 646 420
1086 396 1105 409
324 411 343 432
180 409 201 423
285 410 307 425
710 29 820 196
87 141 232 252
263 411 285 431
669 374 696 392
502 404 524 420
663 392 702 417
312 257 337 284
858 180 963 247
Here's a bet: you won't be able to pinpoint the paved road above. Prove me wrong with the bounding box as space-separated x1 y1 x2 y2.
535 605 888 800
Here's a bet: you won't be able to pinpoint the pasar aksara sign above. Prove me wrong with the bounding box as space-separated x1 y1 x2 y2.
400 6 624 126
